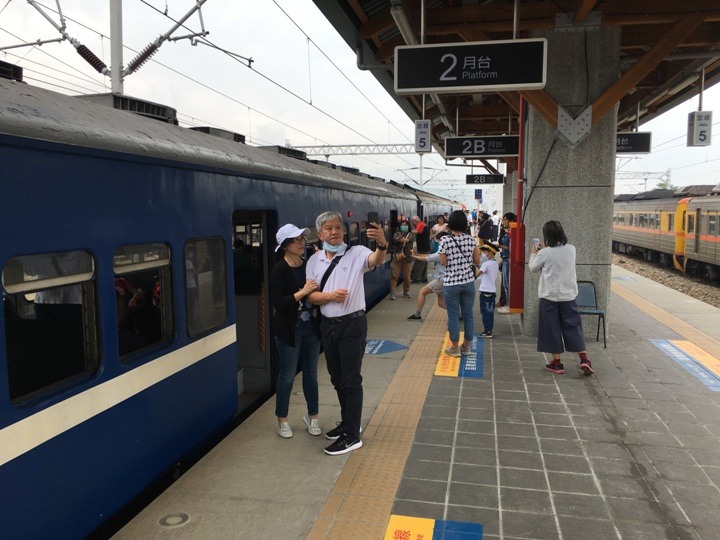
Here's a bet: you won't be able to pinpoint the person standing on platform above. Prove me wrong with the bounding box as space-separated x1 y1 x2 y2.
528 220 594 376
477 242 500 338
406 231 449 320
410 216 431 284
389 220 415 300
477 212 493 243
438 210 480 357
306 211 388 455
497 212 516 312
269 224 322 439
490 210 500 240
430 215 449 253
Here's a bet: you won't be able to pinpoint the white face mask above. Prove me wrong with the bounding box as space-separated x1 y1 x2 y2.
322 241 342 253
481 253 488 263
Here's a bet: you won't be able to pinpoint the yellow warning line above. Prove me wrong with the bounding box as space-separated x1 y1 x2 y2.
611 282 720 361
671 340 720 377
308 303 448 540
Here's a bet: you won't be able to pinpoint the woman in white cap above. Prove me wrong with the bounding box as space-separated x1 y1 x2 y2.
269 224 322 438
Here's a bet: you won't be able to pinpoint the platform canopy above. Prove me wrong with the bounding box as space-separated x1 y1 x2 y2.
312 1 720 171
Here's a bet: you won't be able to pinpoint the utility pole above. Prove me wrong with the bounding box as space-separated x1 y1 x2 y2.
110 0 124 94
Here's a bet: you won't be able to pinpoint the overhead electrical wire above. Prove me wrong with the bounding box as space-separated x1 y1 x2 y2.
137 0 419 171
271 0 412 144
138 0 379 146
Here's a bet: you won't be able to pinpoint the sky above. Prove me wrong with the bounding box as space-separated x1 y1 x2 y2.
1 0 719 208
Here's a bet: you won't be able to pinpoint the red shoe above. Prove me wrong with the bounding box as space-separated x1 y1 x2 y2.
580 360 594 376
545 361 565 374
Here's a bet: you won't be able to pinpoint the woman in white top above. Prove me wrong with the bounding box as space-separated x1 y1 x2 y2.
529 220 593 376
438 210 480 357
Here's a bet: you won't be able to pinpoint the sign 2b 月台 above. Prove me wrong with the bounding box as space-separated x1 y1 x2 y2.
395 39 547 95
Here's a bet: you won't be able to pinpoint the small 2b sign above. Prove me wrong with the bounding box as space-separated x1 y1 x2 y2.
688 111 712 147
415 119 432 153
445 135 519 158
466 174 504 185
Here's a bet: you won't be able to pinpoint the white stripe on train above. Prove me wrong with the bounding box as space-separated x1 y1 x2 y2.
0 325 237 467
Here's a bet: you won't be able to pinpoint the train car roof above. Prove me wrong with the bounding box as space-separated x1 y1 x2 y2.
0 79 416 201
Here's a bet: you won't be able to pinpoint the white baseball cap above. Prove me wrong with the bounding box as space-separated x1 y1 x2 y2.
275 224 310 252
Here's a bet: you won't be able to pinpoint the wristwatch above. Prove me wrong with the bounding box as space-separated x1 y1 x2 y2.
377 243 388 250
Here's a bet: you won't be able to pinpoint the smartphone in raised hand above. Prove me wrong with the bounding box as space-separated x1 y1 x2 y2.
367 211 379 225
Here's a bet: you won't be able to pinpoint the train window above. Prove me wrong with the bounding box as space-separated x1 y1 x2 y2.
709 216 717 237
687 214 695 234
185 237 227 337
235 223 263 248
668 214 674 231
114 243 172 358
2 250 98 403
348 223 359 246
343 222 349 244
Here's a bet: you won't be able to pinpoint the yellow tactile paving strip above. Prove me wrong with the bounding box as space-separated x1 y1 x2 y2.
309 283 720 539
307 304 447 540
612 282 720 360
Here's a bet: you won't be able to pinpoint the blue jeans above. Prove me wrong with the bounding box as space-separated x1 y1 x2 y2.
501 258 509 302
443 281 476 343
479 292 496 332
274 319 321 418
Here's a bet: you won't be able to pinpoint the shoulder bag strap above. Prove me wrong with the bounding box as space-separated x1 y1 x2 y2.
449 235 475 279
319 247 352 291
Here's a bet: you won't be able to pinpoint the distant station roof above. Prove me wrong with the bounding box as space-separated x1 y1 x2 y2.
313 1 720 167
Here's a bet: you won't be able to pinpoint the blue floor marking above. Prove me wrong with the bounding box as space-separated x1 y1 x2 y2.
433 519 483 539
459 336 484 378
365 339 408 355
650 339 720 392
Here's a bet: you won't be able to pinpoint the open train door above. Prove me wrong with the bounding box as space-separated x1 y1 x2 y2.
231 211 275 416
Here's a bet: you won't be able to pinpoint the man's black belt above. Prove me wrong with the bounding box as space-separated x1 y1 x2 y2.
324 310 365 324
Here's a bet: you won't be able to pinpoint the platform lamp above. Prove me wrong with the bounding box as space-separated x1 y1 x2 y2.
390 2 418 46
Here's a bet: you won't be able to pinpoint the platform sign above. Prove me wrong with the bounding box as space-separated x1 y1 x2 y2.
446 135 519 158
687 111 712 146
616 132 651 153
415 119 432 153
395 38 547 95
466 174 504 184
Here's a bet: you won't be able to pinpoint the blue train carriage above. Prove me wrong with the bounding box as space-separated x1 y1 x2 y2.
393 181 459 225
0 77 422 537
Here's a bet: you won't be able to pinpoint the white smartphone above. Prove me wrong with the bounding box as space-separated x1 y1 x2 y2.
533 238 541 249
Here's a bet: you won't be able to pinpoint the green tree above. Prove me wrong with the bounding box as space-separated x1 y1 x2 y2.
654 179 677 191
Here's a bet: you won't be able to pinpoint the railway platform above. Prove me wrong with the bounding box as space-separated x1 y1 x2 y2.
114 264 720 539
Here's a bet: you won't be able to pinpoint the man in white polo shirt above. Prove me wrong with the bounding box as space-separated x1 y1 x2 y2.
306 211 388 455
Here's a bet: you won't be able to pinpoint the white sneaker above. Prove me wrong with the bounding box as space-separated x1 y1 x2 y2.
278 421 293 439
303 414 322 436
497 306 510 313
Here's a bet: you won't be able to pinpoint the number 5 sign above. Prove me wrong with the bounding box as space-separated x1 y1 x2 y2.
687 111 712 147
415 120 432 153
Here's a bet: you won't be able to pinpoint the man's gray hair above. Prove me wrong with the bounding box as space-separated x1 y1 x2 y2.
316 211 343 231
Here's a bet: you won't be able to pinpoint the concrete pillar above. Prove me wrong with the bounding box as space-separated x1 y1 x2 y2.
521 25 620 343
503 170 517 219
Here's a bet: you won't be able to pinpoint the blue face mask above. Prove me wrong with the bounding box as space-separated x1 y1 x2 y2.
481 253 488 263
323 241 342 253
